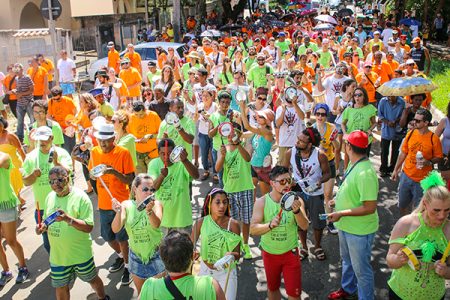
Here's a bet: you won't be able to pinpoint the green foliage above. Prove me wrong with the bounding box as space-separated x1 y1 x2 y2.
430 58 450 114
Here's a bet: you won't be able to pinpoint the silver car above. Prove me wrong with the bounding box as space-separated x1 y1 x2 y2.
88 42 185 81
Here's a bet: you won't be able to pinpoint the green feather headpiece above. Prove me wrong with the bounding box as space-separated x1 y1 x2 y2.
420 171 446 192
421 241 437 263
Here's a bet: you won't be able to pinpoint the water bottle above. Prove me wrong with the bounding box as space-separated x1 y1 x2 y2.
416 151 424 169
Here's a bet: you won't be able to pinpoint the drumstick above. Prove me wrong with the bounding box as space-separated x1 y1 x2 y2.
164 140 168 168
36 202 41 225
440 241 450 263
277 208 283 219
98 177 115 203
224 264 232 294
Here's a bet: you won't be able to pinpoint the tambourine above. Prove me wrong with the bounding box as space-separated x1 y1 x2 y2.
169 146 184 163
401 246 420 271
236 89 247 103
218 122 234 137
213 254 235 271
90 164 107 178
165 112 179 125
263 154 272 168
43 211 61 227
280 191 297 212
284 87 298 103
137 194 156 212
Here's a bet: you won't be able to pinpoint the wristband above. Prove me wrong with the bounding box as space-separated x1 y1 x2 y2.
268 221 273 230
293 209 300 214
69 218 74 226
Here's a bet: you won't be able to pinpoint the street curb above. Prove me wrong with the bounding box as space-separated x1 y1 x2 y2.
431 103 446 121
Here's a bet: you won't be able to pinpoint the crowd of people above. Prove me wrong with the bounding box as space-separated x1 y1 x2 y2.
0 3 450 300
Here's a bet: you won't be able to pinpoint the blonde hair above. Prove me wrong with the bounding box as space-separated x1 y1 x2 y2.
79 93 99 112
113 109 130 131
414 185 450 213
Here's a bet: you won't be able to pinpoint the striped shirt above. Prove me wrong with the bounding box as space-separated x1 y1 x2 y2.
16 75 34 106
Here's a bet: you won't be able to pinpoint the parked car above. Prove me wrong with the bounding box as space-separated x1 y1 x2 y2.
88 42 185 81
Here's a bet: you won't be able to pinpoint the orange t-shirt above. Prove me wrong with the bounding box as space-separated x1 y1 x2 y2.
158 53 167 69
128 111 161 157
27 66 48 96
124 52 142 74
75 111 91 130
47 96 77 129
108 49 121 74
401 129 443 182
355 71 379 103
387 60 400 72
295 64 315 93
41 59 54 81
3 74 17 101
88 145 135 210
119 67 142 97
401 44 411 53
372 61 393 84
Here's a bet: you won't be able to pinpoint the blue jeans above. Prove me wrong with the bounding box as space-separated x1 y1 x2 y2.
398 172 424 209
16 104 34 141
35 209 50 254
198 133 213 173
211 148 223 187
338 230 375 300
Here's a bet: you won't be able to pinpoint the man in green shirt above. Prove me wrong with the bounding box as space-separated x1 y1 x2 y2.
274 32 292 56
139 230 225 300
37 166 110 300
327 131 379 300
181 52 201 81
244 47 257 71
297 35 319 56
239 33 253 57
22 126 73 253
247 53 274 89
90 88 114 121
145 61 161 89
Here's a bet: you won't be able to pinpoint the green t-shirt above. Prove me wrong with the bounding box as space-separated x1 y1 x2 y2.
200 215 241 267
346 46 364 58
222 147 254 193
146 70 162 89
275 39 292 55
297 43 319 56
148 158 192 228
210 111 235 151
260 194 299 254
0 158 18 210
219 71 234 86
44 187 94 266
140 274 216 300
317 49 334 68
247 64 273 89
244 57 256 71
124 200 163 263
100 102 114 118
181 63 200 81
239 40 254 56
117 133 137 167
24 120 64 146
342 105 377 143
157 117 195 160
22 147 73 209
334 159 379 235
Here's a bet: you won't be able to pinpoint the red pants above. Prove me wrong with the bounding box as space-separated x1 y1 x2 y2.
261 248 301 297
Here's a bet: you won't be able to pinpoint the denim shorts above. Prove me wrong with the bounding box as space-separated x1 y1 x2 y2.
398 172 424 209
128 249 165 279
99 209 128 242
0 207 18 223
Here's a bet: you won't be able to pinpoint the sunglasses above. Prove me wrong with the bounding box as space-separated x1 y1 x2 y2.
257 96 267 100
413 119 424 123
257 59 265 61
354 93 363 97
49 178 66 185
407 63 415 66
273 178 292 185
364 66 372 69
315 112 327 117
141 187 156 193
133 106 144 112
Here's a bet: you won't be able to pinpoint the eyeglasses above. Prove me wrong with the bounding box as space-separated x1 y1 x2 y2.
33 110 45 115
141 187 156 193
407 63 415 66
413 118 424 123
49 178 66 185
315 112 327 117
257 96 267 100
364 66 372 69
257 59 265 62
354 93 363 97
273 178 292 185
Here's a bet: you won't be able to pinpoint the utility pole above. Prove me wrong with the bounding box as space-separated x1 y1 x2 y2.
47 0 59 83
173 0 181 42
145 0 149 26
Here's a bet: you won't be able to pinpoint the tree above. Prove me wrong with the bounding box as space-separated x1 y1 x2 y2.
221 0 247 23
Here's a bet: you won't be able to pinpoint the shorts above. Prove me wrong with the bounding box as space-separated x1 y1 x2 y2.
329 159 336 178
300 193 326 230
128 248 165 279
0 207 18 223
228 190 254 224
50 257 97 288
59 83 75 96
99 209 129 242
251 165 271 184
261 248 301 297
193 122 199 146
398 172 424 209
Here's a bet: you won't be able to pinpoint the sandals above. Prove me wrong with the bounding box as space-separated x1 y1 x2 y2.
313 247 326 261
200 171 210 181
299 248 309 261
213 175 219 184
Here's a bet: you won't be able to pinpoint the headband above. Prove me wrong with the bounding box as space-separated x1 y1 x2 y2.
306 127 316 145
313 103 330 115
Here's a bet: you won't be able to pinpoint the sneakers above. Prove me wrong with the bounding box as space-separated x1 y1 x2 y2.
328 288 358 300
15 267 29 284
0 271 13 286
243 244 252 260
121 268 132 286
327 222 338 235
108 257 124 273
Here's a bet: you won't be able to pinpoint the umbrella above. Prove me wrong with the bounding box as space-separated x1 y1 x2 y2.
300 9 317 16
219 24 243 31
270 20 287 28
281 13 297 21
377 77 438 97
314 14 338 25
399 18 421 26
313 23 335 31
337 8 353 17
200 30 222 38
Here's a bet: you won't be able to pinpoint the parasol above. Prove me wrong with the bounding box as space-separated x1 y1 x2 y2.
313 23 335 31
377 77 438 97
200 30 222 38
314 14 337 25
337 8 353 17
300 9 317 16
399 18 421 26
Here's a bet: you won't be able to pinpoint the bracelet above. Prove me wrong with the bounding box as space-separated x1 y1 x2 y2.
293 209 300 215
147 210 153 216
268 221 273 230
69 218 74 226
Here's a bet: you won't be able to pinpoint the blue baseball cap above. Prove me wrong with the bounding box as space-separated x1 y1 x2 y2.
89 88 104 97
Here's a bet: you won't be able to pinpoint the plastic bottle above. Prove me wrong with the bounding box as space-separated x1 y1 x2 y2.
416 151 424 169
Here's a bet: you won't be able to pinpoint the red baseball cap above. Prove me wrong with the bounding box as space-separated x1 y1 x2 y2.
347 130 369 148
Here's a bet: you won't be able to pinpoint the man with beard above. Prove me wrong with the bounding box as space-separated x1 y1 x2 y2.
239 33 253 57
148 85 170 120
410 37 431 75
297 35 319 56
247 53 274 89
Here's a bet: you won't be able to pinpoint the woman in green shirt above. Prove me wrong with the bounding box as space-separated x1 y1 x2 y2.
386 172 450 300
112 174 165 294
112 110 137 169
191 188 241 300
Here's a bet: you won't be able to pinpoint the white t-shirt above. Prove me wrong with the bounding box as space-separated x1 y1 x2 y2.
198 102 217 135
57 58 76 82
193 83 216 104
322 75 349 108
248 103 270 128
276 105 305 147
381 28 393 47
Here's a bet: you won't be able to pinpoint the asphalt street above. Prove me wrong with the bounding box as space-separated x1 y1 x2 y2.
1 137 449 300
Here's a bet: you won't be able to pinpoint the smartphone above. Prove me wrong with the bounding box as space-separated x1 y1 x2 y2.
319 213 329 221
